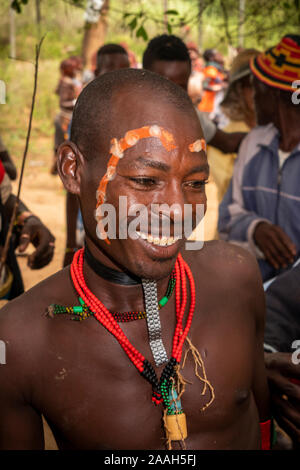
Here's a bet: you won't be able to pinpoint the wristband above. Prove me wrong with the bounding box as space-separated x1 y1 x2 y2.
260 418 276 450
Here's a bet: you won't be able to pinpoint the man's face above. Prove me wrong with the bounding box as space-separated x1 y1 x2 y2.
252 74 276 126
148 60 191 92
79 88 208 280
96 53 130 76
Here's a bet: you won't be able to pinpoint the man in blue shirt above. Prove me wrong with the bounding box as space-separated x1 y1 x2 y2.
218 35 300 282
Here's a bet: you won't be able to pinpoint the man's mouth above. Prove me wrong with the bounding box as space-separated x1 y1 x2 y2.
135 231 180 247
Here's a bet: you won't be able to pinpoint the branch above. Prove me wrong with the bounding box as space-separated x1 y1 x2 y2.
219 0 233 45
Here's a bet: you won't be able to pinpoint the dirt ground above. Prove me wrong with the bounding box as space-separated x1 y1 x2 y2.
5 145 219 450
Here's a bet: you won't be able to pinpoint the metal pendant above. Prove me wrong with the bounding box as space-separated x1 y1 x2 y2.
142 279 168 367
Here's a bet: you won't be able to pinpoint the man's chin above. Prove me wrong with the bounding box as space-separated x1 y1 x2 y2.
87 234 183 281
112 239 184 281
122 237 184 280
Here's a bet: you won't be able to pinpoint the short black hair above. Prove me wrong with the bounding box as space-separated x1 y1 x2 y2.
142 35 191 70
96 43 128 71
70 68 196 161
203 49 216 62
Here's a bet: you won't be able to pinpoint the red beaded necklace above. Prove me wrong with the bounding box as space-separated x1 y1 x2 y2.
70 248 196 406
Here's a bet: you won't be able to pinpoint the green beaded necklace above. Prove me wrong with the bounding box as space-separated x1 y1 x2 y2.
47 270 176 323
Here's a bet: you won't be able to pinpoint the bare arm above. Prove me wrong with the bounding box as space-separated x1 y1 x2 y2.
210 128 247 154
0 310 44 449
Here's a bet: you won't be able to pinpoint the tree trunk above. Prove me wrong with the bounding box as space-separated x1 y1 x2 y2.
35 0 42 38
9 7 16 59
163 0 168 33
238 0 246 48
198 0 203 51
82 0 110 71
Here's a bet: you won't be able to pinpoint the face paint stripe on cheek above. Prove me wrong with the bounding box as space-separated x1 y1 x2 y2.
95 125 177 243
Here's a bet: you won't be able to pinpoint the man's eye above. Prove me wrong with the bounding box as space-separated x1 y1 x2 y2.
129 177 157 187
185 180 208 189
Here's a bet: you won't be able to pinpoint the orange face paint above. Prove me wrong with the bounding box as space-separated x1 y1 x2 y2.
96 125 177 209
188 138 207 153
95 125 177 244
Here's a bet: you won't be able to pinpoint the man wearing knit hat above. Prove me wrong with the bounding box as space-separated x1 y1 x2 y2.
218 34 300 448
219 34 300 283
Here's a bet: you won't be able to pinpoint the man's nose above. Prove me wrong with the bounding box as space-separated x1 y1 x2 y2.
157 181 185 216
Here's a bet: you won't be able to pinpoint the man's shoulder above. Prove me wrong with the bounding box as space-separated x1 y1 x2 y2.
184 241 265 327
241 123 277 152
184 240 262 288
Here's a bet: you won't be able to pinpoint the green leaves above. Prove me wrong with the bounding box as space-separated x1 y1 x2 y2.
128 17 137 30
122 11 149 42
165 9 179 15
122 6 180 42
136 25 148 41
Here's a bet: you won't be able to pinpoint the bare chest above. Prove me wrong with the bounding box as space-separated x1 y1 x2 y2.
34 310 260 450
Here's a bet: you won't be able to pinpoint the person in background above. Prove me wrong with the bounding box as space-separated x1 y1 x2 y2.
218 34 300 283
50 57 82 175
208 49 260 214
263 260 300 449
119 42 139 68
186 41 204 106
0 160 55 300
0 135 17 181
142 35 247 155
198 48 228 128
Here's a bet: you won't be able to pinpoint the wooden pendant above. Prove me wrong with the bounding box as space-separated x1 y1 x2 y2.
165 413 187 441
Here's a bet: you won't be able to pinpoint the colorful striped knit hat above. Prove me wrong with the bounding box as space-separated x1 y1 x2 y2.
250 34 300 91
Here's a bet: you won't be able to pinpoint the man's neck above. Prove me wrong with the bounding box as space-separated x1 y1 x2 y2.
82 239 173 313
277 108 300 152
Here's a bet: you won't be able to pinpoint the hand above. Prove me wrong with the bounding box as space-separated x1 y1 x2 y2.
265 352 300 445
18 216 55 269
254 222 297 269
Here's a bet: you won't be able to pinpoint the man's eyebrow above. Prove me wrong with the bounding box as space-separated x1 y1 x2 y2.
130 157 171 172
186 164 210 176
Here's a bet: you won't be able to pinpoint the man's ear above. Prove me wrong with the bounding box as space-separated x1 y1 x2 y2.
57 141 83 195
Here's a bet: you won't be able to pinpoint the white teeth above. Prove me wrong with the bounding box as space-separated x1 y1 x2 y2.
160 236 168 246
136 232 179 246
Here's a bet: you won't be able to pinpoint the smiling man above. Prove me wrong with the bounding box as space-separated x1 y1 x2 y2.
0 69 271 450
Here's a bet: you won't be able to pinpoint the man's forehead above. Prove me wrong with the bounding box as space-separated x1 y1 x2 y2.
108 92 201 143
